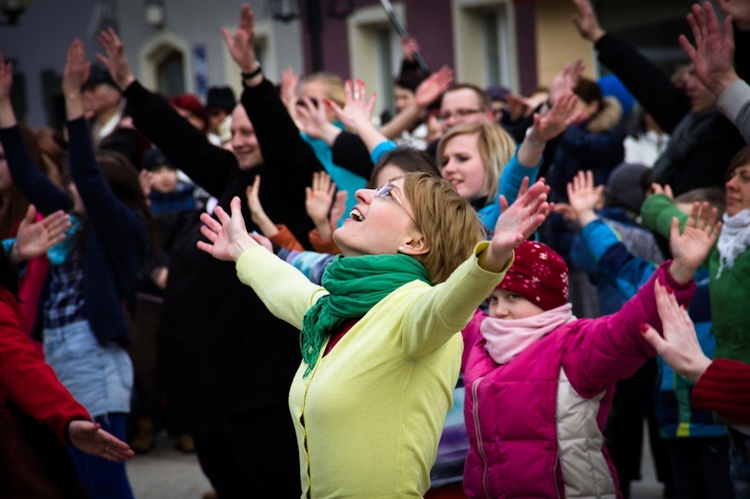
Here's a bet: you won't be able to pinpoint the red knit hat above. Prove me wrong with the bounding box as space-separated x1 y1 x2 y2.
168 94 209 132
497 241 569 311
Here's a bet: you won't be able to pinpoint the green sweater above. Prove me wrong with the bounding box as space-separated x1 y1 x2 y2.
641 194 750 364
236 242 510 498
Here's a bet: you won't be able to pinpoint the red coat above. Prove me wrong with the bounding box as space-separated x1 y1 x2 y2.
692 358 750 426
0 288 89 443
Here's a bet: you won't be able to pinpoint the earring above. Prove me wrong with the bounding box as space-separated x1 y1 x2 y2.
397 246 404 253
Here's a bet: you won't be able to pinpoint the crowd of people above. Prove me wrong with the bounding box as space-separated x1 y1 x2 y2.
3 0 750 498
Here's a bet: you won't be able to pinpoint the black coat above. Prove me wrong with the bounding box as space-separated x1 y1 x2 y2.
595 33 745 196
125 79 322 433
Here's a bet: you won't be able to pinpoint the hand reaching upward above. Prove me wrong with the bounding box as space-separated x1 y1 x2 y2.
96 28 136 91
221 4 258 75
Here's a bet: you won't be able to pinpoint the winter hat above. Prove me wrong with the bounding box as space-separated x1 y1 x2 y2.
485 85 511 103
206 86 237 114
168 94 209 131
605 162 650 213
142 146 174 171
497 241 568 311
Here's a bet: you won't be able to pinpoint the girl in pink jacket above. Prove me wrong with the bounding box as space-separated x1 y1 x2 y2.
461 201 718 498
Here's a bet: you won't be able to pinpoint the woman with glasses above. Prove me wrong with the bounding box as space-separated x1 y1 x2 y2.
198 166 550 497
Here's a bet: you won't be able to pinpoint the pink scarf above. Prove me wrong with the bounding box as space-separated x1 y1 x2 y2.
480 303 575 365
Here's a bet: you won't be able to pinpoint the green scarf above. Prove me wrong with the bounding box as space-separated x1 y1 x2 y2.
300 253 431 377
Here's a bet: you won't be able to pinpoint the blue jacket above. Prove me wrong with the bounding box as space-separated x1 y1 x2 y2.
579 219 725 438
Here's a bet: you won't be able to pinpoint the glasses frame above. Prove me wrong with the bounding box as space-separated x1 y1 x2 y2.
438 108 485 122
375 183 418 225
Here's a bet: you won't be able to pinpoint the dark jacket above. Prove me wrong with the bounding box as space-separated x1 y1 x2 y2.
548 96 626 203
595 33 746 196
124 78 322 433
0 120 149 347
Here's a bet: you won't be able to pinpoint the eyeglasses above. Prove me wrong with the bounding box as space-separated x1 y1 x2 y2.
375 183 417 224
438 108 485 122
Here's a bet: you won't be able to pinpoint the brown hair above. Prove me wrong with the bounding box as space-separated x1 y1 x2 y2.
437 121 516 203
367 146 440 188
674 187 726 217
94 151 161 259
402 172 485 284
727 146 750 181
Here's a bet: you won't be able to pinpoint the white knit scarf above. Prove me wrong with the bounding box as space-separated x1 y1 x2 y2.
480 303 575 365
717 209 750 279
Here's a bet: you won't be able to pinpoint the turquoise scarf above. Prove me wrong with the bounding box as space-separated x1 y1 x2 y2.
300 253 431 377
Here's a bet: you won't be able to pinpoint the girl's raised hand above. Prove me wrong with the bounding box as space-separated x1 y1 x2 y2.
197 196 258 262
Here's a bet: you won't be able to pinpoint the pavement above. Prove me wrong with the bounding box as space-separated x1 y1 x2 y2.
127 430 664 498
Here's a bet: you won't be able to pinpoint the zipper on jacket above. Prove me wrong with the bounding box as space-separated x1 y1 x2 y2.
471 377 493 498
553 450 561 498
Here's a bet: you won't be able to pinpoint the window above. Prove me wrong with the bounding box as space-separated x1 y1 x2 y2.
452 0 518 90
156 50 185 97
347 3 403 119
139 32 191 95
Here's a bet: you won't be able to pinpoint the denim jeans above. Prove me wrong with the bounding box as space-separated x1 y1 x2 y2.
67 413 134 499
43 320 132 418
729 427 750 499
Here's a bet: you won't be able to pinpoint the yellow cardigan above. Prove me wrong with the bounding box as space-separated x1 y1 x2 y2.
236 242 510 498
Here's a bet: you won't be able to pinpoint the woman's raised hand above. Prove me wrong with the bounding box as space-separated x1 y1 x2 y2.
482 180 550 271
668 201 721 283
96 28 136 91
61 40 90 118
530 91 579 143
197 196 259 262
11 206 71 264
328 79 376 132
0 52 13 101
640 280 712 382
414 66 454 109
679 2 739 96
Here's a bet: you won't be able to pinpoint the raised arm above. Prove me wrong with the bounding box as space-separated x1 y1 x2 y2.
378 66 454 140
641 279 712 382
197 196 327 328
680 2 750 143
680 2 740 97
479 179 551 272
571 0 690 132
0 54 70 214
97 28 239 196
225 4 323 180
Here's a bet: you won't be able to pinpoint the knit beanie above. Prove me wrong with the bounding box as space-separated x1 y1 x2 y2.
168 94 209 131
605 162 650 213
497 241 569 311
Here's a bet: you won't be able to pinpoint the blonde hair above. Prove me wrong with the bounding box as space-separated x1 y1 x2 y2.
437 122 516 203
402 172 486 284
301 72 346 108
